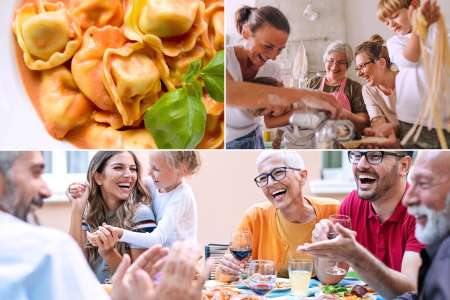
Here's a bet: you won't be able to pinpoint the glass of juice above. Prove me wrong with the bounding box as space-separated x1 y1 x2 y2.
288 259 313 296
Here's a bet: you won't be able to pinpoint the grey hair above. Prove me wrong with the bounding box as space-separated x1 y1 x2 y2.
323 40 353 69
256 150 305 170
0 152 24 211
0 152 23 176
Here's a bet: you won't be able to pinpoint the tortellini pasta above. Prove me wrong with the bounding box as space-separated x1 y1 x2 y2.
14 0 224 149
38 66 93 139
69 0 123 31
71 26 127 111
200 0 224 59
66 121 157 149
124 0 207 57
14 0 82 70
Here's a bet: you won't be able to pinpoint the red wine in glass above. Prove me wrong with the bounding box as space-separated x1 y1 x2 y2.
230 247 252 261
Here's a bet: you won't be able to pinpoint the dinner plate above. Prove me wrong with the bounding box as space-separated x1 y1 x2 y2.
232 278 291 292
0 0 75 149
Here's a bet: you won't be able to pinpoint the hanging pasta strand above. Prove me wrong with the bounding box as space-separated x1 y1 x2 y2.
401 9 450 148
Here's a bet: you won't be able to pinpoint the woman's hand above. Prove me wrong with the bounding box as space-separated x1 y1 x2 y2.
303 91 343 119
66 182 89 210
87 224 120 255
215 252 242 282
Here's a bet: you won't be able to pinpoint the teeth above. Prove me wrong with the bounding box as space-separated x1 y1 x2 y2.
118 183 130 188
271 189 286 197
359 175 376 180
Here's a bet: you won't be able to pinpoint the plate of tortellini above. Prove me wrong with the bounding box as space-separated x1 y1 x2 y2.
2 0 224 149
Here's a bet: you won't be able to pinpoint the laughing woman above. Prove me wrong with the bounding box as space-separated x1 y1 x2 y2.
226 6 290 149
68 151 156 283
307 41 369 133
355 35 399 131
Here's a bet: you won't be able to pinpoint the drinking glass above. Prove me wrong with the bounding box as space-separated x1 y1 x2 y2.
230 231 252 279
288 259 313 297
326 214 351 276
248 260 276 299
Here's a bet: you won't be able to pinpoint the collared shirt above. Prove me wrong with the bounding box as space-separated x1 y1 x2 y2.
0 212 109 300
339 189 424 271
394 235 450 300
237 196 340 277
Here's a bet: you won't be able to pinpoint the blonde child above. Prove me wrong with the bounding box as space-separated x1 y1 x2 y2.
377 0 450 148
101 151 200 248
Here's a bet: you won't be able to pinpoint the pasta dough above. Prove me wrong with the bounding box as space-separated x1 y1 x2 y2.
402 11 450 148
69 0 123 31
38 66 93 139
124 0 207 57
71 26 127 111
14 0 82 70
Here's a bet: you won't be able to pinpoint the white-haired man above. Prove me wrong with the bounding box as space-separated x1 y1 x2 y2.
216 150 340 281
394 151 450 299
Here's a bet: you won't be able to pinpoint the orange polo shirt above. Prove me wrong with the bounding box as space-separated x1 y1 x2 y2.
238 196 340 277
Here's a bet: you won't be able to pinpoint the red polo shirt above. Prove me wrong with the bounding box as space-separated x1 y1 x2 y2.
339 188 424 272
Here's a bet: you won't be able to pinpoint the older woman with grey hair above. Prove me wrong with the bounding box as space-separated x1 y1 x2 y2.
215 150 340 280
307 41 369 133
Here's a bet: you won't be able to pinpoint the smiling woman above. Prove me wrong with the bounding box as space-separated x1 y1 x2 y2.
67 151 156 284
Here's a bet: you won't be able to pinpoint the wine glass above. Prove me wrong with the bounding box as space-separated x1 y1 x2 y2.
229 231 252 279
248 260 276 299
326 214 351 276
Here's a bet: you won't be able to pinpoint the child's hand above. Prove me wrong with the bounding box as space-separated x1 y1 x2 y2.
66 182 89 209
88 224 120 254
102 223 124 240
421 0 440 26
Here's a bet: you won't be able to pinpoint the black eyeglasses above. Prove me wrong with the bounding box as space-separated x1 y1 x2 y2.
348 151 407 165
355 60 374 72
254 167 300 188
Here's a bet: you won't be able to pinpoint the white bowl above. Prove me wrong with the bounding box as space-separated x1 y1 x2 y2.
1 1 81 149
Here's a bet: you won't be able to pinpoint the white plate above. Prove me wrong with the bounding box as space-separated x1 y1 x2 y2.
0 0 75 149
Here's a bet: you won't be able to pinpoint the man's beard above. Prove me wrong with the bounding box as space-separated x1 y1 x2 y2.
408 195 450 245
356 164 398 202
3 175 41 224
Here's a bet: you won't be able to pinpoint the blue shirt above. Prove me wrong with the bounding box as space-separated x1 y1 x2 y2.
0 212 109 300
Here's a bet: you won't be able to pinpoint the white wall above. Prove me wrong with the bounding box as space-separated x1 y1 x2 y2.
345 0 450 51
226 0 255 45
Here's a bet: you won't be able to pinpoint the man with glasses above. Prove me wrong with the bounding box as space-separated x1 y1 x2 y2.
215 150 340 281
299 151 423 299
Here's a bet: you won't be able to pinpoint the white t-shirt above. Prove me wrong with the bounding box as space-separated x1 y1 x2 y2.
226 46 282 141
121 178 198 248
387 25 450 125
362 84 398 125
0 212 109 300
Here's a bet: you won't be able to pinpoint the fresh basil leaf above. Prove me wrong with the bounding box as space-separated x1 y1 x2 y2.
200 50 224 102
182 59 202 83
144 87 206 149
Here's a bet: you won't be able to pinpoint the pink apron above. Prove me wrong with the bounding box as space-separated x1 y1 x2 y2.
320 77 352 112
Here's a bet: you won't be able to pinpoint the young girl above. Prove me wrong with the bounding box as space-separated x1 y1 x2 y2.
67 151 156 283
101 151 200 248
